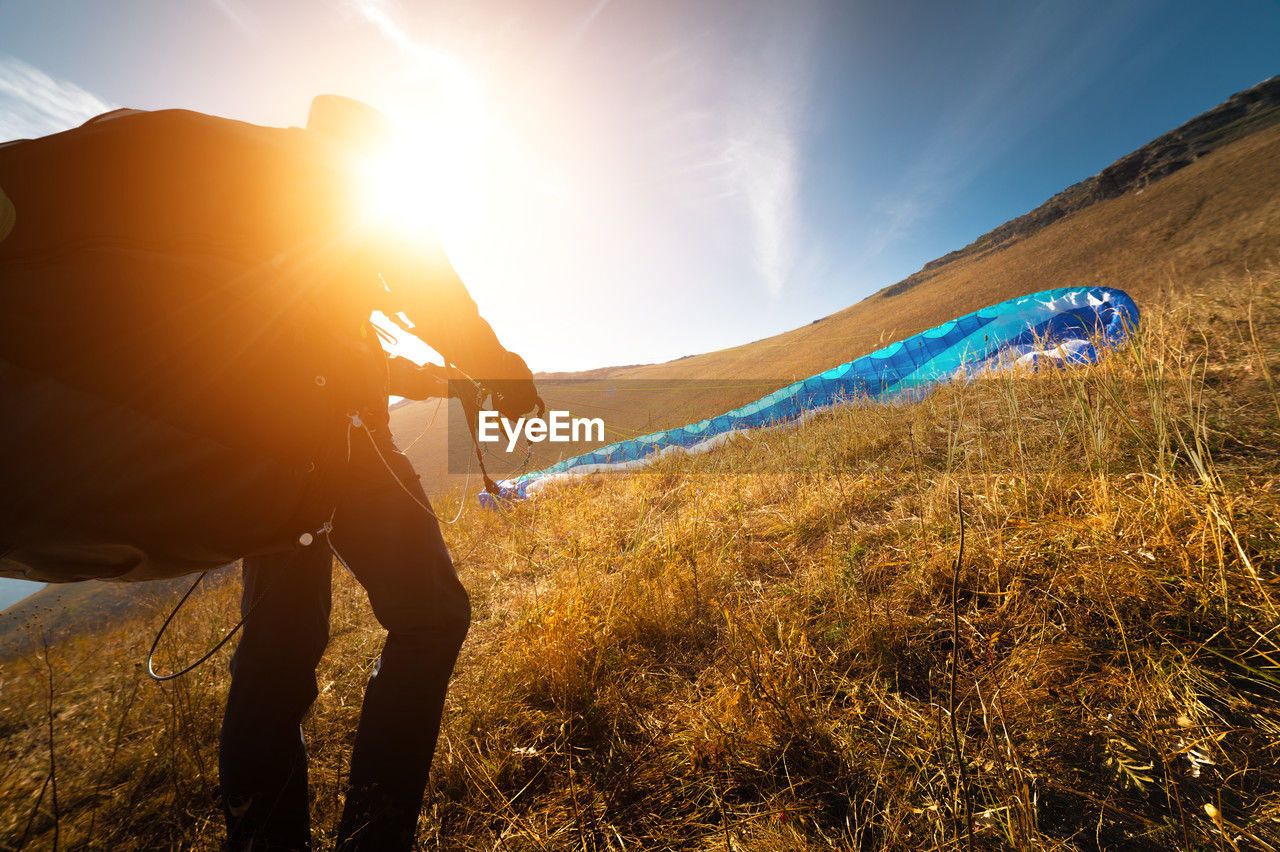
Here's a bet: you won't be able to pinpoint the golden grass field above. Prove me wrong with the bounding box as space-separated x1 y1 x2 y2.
3 90 1280 851
1 265 1278 849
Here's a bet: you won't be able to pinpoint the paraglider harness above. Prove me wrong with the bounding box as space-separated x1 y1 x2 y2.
146 366 541 681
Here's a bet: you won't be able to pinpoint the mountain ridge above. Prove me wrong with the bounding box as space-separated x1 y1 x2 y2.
875 73 1280 301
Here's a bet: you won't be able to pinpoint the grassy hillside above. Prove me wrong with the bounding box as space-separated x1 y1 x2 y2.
392 111 1280 494
0 575 235 662
2 269 1277 850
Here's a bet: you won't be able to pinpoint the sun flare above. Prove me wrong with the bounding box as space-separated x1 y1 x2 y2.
352 60 568 366
357 88 565 288
359 124 475 238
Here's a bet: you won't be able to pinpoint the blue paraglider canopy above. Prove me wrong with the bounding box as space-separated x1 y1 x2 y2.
483 286 1138 503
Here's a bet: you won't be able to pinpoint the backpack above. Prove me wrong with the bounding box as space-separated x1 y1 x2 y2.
0 108 385 582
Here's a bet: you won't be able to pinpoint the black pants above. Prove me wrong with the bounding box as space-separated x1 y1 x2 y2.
220 424 470 850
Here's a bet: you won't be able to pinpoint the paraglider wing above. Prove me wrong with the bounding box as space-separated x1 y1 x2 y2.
483 286 1138 503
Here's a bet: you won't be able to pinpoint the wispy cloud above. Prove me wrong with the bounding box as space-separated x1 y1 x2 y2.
721 25 811 298
347 0 481 104
0 54 114 142
724 106 802 297
718 3 817 298
631 2 817 297
346 0 816 300
209 0 262 38
334 0 821 365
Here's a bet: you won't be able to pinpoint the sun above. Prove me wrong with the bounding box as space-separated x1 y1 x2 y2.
358 121 479 240
350 77 556 364
354 77 567 297
346 51 569 373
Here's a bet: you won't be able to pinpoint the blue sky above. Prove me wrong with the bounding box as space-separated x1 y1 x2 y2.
1 0 1277 374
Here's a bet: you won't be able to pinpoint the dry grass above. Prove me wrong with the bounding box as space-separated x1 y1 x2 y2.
2 269 1280 851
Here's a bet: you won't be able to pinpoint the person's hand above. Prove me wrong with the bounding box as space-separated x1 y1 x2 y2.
388 358 450 400
483 351 540 420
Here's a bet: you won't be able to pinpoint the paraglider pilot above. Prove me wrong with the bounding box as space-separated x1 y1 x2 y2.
218 96 539 851
0 94 538 852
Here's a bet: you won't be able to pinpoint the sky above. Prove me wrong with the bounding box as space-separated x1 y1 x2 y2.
1 0 1277 375
0 2 1277 607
